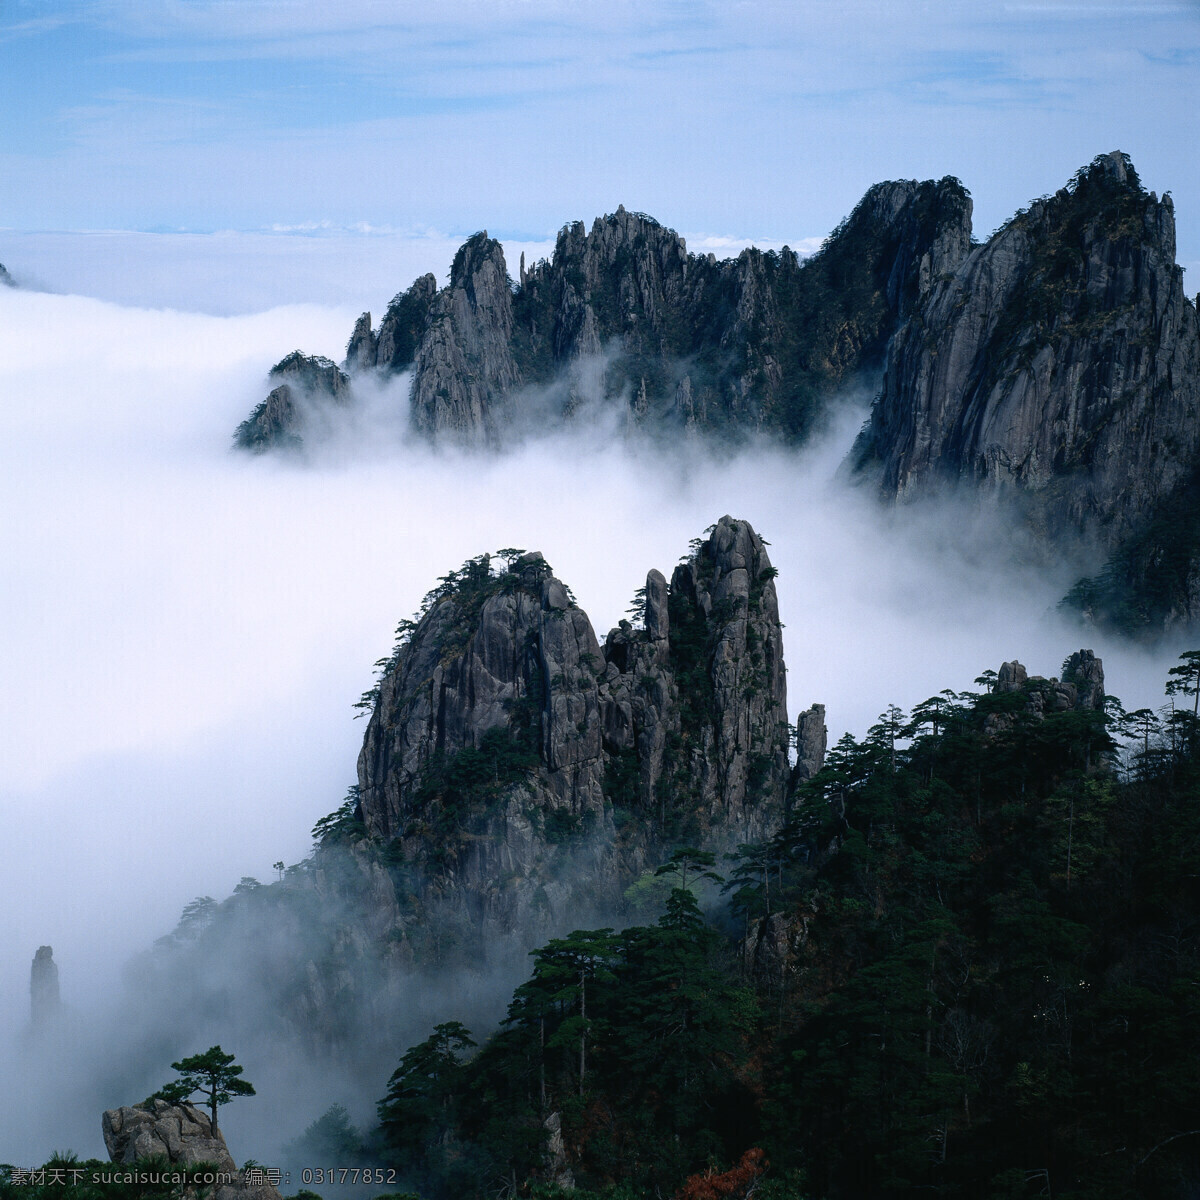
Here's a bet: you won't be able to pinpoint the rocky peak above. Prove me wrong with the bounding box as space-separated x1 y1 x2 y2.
991 650 1105 718
793 704 828 784
854 150 1200 561
352 517 800 949
233 352 351 454
30 945 60 1026
356 549 606 849
231 180 976 448
373 273 438 373
602 516 793 842
344 311 377 373
0 261 14 287
410 235 521 442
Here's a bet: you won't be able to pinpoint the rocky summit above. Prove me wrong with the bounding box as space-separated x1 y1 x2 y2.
233 351 350 453
854 152 1200 548
140 517 820 1051
355 515 799 948
0 261 14 287
227 152 1200 635
102 1101 281 1200
234 184 971 448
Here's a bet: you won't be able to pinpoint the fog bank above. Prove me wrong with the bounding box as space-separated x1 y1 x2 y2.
0 276 1186 1167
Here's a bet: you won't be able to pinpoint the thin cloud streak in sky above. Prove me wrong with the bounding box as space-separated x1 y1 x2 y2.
0 0 1195 263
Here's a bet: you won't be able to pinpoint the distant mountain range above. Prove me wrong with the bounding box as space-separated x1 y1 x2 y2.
234 153 1200 637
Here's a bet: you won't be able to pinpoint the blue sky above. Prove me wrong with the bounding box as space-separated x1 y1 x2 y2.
1 0 1199 273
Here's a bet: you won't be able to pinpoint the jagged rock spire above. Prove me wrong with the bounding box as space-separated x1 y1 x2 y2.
30 945 60 1026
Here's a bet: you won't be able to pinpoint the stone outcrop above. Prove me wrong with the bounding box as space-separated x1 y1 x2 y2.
347 273 440 375
233 352 351 453
793 704 827 785
0 261 14 287
601 516 793 842
132 518 823 1054
30 945 60 1026
102 1101 281 1200
232 183 972 447
354 516 805 947
854 152 1200 626
409 235 522 441
988 649 1105 729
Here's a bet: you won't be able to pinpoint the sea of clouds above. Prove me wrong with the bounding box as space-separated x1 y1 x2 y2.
0 232 1187 1165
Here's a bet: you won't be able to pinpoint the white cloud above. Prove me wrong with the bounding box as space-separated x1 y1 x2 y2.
0 221 1188 1168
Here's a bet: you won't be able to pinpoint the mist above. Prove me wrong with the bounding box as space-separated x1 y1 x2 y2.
0 256 1188 1170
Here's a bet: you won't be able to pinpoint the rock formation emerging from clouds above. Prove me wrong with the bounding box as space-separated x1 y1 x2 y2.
230 151 1200 634
233 352 350 453
29 945 59 1027
142 516 821 1048
852 153 1200 630
356 515 797 944
236 182 971 449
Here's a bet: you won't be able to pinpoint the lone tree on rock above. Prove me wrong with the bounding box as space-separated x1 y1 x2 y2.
156 1045 255 1134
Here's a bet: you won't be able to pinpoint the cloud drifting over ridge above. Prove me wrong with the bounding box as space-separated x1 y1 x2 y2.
0 265 1189 1163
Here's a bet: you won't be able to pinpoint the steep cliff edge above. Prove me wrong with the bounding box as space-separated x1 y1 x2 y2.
853 152 1200 629
136 517 818 1052
505 184 970 438
355 515 797 946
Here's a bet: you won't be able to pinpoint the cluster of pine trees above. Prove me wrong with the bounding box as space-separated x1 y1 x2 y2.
358 653 1200 1199
7 656 1200 1200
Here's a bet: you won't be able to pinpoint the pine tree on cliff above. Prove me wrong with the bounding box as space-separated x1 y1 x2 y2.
155 1046 255 1135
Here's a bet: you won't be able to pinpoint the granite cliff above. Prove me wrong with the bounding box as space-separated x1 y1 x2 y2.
229 153 1200 634
852 152 1200 632
138 516 818 1052
354 514 796 951
235 181 970 448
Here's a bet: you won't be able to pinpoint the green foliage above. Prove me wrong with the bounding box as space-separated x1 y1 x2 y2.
375 895 758 1198
1061 466 1200 636
377 1023 477 1193
311 789 368 848
411 727 539 847
281 1104 365 1168
155 1046 255 1134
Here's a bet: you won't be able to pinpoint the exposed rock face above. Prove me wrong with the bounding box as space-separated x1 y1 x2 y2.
232 182 971 447
102 1101 281 1200
409 234 521 441
989 650 1105 725
742 911 803 990
793 704 827 785
234 352 351 453
351 273 440 375
355 516 798 946
132 518 821 1055
855 152 1200 562
503 187 970 439
344 312 378 373
30 945 60 1026
356 549 614 934
0 262 14 287
604 515 792 842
